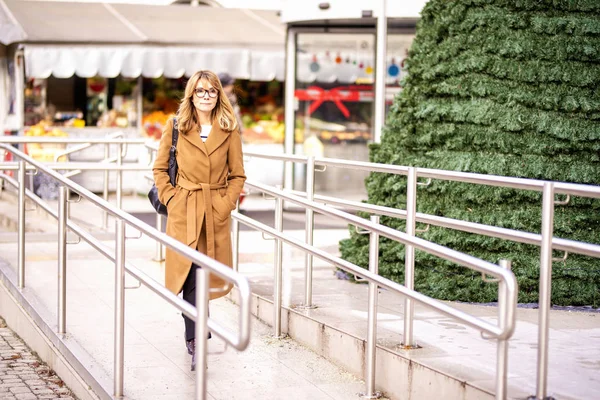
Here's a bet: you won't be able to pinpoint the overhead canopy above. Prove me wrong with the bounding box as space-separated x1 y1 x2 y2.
0 0 286 80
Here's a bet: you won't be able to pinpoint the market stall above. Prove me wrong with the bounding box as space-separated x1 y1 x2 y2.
0 0 286 192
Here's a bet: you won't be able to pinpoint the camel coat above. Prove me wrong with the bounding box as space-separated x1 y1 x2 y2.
152 118 246 300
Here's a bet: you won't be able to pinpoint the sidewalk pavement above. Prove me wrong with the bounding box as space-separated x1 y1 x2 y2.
0 317 76 400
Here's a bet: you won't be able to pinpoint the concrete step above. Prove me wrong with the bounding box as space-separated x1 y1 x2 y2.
230 229 600 400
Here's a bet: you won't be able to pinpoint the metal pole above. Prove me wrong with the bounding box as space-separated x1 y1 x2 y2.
232 200 240 272
103 143 110 228
15 49 25 135
114 219 125 397
303 156 315 308
364 215 381 399
403 167 416 347
153 214 165 262
116 143 123 211
283 28 297 192
195 268 209 400
274 186 284 337
496 259 511 400
137 76 143 136
373 0 387 144
536 183 555 399
17 160 26 289
58 186 68 334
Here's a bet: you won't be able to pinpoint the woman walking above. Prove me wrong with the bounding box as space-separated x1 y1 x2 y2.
152 70 246 371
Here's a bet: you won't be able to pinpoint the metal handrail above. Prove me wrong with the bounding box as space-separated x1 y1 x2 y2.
289 190 600 259
8 137 599 399
0 162 153 171
239 151 599 400
0 144 252 400
0 137 148 145
243 181 517 339
242 150 600 198
234 181 516 399
8 138 600 198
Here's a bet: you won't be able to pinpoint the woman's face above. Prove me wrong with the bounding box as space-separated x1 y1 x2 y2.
192 79 218 114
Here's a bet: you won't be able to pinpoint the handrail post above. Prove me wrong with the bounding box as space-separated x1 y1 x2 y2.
535 183 555 399
116 143 123 210
496 259 511 400
153 213 165 262
232 199 240 272
58 186 68 334
114 219 125 397
274 186 284 337
17 160 26 289
302 156 316 308
362 215 382 399
195 268 209 400
403 167 417 348
103 142 110 228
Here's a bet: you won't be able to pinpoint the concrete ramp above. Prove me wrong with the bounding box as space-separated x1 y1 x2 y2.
0 235 385 400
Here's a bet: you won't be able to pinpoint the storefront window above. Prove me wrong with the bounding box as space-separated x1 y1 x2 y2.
295 33 375 149
292 32 415 194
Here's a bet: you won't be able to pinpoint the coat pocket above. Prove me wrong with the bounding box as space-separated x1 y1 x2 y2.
212 192 231 221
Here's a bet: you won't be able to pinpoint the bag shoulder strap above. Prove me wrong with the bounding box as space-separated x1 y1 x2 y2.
172 117 179 148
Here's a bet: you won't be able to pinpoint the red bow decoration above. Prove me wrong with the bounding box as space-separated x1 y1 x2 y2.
295 86 365 118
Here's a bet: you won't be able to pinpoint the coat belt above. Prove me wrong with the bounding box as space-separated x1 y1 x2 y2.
177 176 227 259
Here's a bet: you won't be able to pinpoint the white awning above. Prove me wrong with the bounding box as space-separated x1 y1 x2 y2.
1 0 286 80
24 44 285 81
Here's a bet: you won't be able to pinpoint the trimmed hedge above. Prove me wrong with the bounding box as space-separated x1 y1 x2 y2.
340 0 600 306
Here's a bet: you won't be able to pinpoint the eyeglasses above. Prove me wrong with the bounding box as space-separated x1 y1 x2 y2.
194 88 218 98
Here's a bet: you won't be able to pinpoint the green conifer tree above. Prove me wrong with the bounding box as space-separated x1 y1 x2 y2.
340 0 600 306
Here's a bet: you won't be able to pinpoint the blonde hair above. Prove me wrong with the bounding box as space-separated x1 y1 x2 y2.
177 70 239 134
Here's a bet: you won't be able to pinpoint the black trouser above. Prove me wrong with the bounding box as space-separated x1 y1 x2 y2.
182 263 211 341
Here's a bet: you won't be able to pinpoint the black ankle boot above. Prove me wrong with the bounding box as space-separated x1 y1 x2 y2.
191 340 196 371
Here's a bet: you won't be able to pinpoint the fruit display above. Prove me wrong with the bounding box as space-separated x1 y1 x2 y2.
24 122 68 162
244 119 285 143
142 111 172 140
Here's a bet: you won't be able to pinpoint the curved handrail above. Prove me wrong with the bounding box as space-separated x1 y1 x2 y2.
0 143 252 351
242 181 517 340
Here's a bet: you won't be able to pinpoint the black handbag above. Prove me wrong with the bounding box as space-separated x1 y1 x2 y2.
148 118 179 216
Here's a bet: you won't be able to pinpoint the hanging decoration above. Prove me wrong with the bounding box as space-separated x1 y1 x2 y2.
310 54 320 72
335 53 343 64
365 64 373 74
388 57 400 77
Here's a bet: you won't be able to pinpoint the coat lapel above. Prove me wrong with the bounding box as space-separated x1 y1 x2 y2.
181 123 208 156
205 125 229 156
